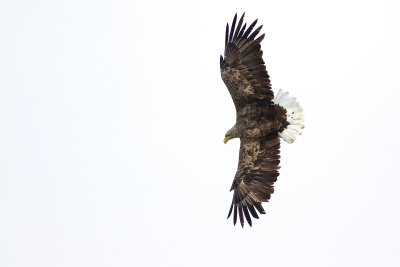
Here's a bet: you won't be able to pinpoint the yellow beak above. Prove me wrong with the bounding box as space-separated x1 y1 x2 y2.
224 136 231 144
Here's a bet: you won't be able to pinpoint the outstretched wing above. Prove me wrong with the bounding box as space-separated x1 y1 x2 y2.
220 13 274 108
227 133 281 227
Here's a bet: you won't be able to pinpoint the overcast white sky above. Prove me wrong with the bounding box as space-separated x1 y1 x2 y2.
1 0 400 266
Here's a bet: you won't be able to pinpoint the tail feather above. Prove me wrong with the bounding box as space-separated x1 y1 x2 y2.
274 89 304 144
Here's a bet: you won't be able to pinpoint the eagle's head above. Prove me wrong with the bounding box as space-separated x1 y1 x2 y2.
224 125 239 144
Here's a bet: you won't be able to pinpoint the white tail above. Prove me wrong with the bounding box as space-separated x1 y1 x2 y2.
274 89 304 144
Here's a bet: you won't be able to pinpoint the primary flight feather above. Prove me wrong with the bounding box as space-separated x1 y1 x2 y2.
220 13 304 227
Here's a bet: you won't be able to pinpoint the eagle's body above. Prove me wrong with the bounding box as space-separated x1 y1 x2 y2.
221 13 304 227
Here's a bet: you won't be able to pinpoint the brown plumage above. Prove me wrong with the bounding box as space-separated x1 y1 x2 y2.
220 13 290 227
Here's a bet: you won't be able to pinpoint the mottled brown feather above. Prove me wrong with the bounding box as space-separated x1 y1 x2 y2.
220 13 273 107
221 13 288 227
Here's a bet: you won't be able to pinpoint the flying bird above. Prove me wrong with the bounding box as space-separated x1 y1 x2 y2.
220 13 304 227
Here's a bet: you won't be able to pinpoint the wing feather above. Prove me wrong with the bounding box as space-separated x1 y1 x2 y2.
220 13 273 107
233 13 245 41
229 14 237 43
238 23 246 39
241 19 258 40
254 202 266 214
225 24 229 48
227 202 234 219
242 205 252 226
233 202 238 225
238 204 245 227
247 205 259 219
227 133 281 227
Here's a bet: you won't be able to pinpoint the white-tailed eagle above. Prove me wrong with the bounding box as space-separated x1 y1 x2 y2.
220 13 304 227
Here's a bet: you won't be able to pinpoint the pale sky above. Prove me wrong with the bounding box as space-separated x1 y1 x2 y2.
1 0 400 266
